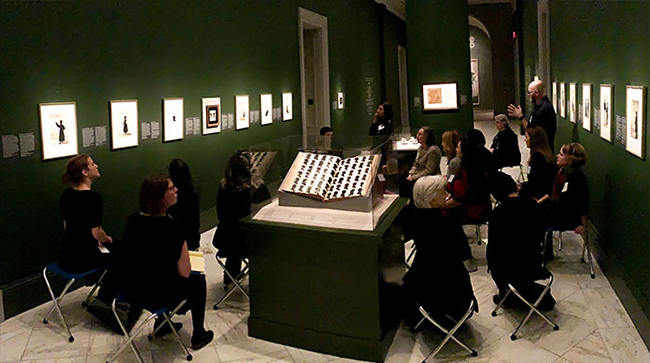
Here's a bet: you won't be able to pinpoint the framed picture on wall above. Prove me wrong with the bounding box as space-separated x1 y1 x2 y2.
282 92 293 121
569 82 577 123
337 92 345 109
235 95 250 130
110 100 138 150
470 59 480 105
163 98 184 142
202 97 221 135
626 86 645 159
582 84 592 131
600 84 613 142
552 81 558 112
260 94 273 125
39 102 78 160
422 83 458 110
560 82 566 118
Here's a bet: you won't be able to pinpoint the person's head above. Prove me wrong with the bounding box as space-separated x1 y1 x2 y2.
527 80 546 103
320 126 334 136
377 102 394 121
139 173 177 216
525 126 554 162
62 154 99 185
557 142 587 168
416 126 436 147
490 172 517 202
441 130 461 158
222 150 252 190
168 158 193 191
466 129 486 148
494 114 509 132
413 175 449 209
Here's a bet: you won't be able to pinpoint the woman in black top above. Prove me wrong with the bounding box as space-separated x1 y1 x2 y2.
519 126 557 200
369 102 394 135
58 154 112 274
490 114 521 169
119 174 213 350
167 159 201 251
212 150 252 287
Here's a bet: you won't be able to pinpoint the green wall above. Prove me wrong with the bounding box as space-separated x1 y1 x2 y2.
544 0 650 341
0 0 404 315
406 0 473 140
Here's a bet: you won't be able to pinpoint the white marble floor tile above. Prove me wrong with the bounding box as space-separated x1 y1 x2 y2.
214 338 288 362
554 288 595 324
463 334 559 363
21 326 90 360
152 344 220 363
285 346 339 363
87 322 153 357
21 356 87 363
87 350 153 363
204 310 249 344
524 311 596 356
218 349 295 363
384 336 421 363
0 318 32 362
552 358 572 363
600 327 650 363
561 331 612 363
583 288 635 329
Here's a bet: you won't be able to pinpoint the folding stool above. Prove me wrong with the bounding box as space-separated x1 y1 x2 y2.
491 269 559 340
405 240 416 269
414 299 478 361
213 255 250 310
106 295 191 363
42 262 107 342
546 229 595 278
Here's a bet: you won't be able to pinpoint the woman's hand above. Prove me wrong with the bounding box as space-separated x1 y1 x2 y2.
406 174 414 182
574 225 586 235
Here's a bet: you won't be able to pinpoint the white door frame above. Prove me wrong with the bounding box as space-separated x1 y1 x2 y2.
298 7 330 148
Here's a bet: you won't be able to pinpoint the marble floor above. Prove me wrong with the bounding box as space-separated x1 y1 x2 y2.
1 119 649 362
1 227 648 363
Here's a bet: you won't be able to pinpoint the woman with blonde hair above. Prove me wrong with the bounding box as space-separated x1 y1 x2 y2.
519 126 557 200
441 130 461 178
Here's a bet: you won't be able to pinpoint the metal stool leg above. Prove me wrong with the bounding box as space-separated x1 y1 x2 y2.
581 233 595 278
109 299 147 363
83 269 107 307
214 258 250 310
42 267 76 342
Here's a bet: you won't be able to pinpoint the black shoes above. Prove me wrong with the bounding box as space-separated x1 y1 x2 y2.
191 330 214 350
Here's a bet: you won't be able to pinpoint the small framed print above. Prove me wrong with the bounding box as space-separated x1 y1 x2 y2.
626 86 645 159
582 84 592 131
337 92 345 109
260 94 272 125
235 95 250 130
39 102 78 160
600 84 613 142
569 82 577 123
422 83 458 110
202 97 221 135
552 81 558 112
163 98 184 142
282 92 293 121
560 82 566 118
470 59 480 105
110 100 138 150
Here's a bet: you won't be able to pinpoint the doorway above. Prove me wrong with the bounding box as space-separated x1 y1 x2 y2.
299 8 330 149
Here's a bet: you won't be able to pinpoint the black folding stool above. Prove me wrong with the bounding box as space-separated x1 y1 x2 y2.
491 268 559 340
106 295 192 363
413 299 478 361
42 262 107 342
547 229 595 278
213 255 250 310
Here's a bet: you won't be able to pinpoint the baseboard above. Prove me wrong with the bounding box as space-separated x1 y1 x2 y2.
589 221 650 350
0 289 5 323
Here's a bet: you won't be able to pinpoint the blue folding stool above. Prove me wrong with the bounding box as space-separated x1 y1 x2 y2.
42 262 107 342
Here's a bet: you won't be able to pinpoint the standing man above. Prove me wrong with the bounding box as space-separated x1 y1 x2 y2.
508 80 557 151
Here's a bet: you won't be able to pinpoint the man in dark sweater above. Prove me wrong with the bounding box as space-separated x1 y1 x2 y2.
508 80 557 151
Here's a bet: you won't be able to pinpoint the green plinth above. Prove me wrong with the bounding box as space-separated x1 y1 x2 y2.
244 198 407 362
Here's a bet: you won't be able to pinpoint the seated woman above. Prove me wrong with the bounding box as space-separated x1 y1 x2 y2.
403 176 477 328
538 143 589 260
167 159 201 251
118 174 213 350
488 173 555 311
407 126 442 181
519 126 557 200
212 150 252 288
58 154 112 276
369 102 395 136
441 129 461 178
490 114 521 169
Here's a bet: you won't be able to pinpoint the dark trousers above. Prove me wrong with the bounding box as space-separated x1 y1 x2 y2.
224 257 244 285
